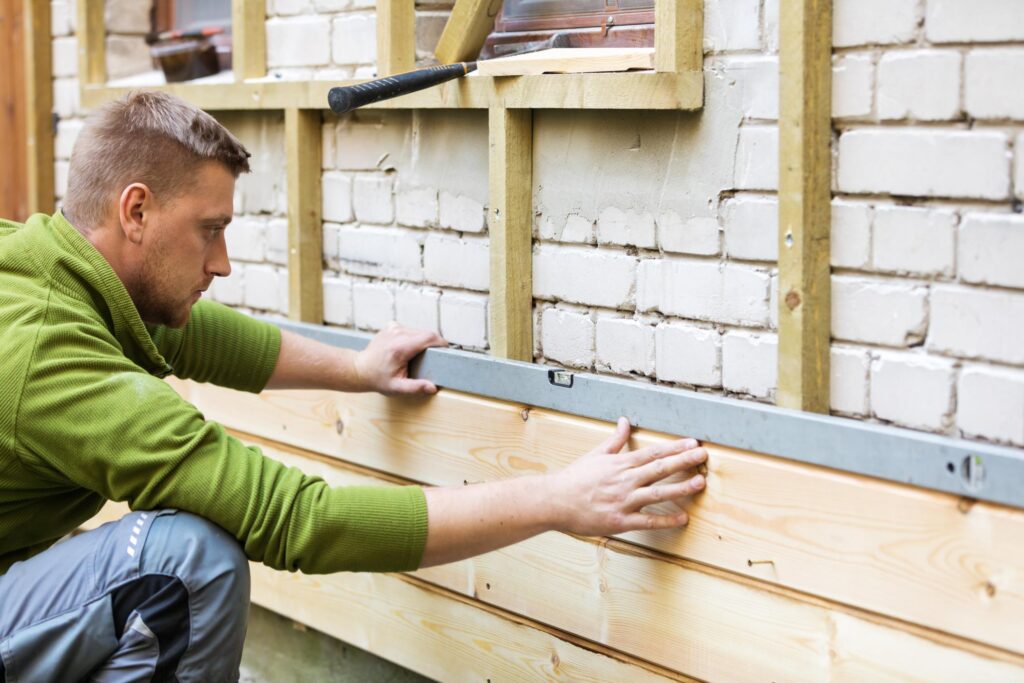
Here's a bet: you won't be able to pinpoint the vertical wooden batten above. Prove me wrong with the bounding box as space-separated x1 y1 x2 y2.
488 107 533 361
654 0 703 74
22 0 53 214
285 108 324 324
377 0 415 76
434 0 500 64
777 0 832 412
232 0 266 81
77 0 105 85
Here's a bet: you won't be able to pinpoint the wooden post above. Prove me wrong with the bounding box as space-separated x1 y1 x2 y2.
23 0 53 214
377 0 415 76
434 0 501 64
777 0 832 412
77 0 105 85
232 0 266 81
488 107 533 361
654 0 702 74
285 108 323 324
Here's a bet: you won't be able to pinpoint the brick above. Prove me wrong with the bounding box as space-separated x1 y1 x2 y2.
926 0 1024 43
596 318 655 376
395 286 440 333
763 0 779 52
53 78 80 119
322 173 353 223
105 36 150 80
722 331 777 399
657 211 720 256
244 264 286 313
54 161 69 199
338 226 422 280
353 175 395 225
396 187 438 228
655 322 721 387
958 366 1024 446
733 126 778 191
965 49 1024 121
273 0 313 15
722 195 778 262
1017 133 1024 201
323 276 353 326
597 207 656 248
439 292 488 349
54 119 83 160
838 129 1010 200
871 353 955 431
209 268 245 307
878 51 961 121
266 16 330 68
314 0 349 10
832 53 874 119
722 56 779 120
353 281 395 330
638 259 770 327
439 192 485 233
52 1 73 37
830 346 870 416
332 112 411 171
105 0 149 32
534 245 636 309
703 0 760 52
322 222 341 268
51 37 77 78
332 13 377 66
541 307 594 369
265 218 289 265
928 286 1024 364
872 206 956 276
831 200 871 269
226 216 267 263
424 234 489 291
415 11 449 59
768 270 779 330
539 213 595 244
833 0 918 47
832 277 928 346
959 213 1024 288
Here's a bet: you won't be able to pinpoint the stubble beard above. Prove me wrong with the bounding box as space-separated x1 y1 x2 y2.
131 250 193 328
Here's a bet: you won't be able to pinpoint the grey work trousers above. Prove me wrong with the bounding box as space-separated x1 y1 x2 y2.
0 510 250 682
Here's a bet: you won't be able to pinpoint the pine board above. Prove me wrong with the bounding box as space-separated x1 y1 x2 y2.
477 48 655 77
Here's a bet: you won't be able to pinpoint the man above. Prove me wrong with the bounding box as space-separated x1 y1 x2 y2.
0 91 707 681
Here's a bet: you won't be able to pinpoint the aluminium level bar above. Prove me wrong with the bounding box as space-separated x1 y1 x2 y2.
272 319 1024 509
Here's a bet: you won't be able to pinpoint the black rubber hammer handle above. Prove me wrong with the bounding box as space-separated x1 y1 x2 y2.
327 62 477 114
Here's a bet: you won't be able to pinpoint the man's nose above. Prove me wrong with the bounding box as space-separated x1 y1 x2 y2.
207 232 231 278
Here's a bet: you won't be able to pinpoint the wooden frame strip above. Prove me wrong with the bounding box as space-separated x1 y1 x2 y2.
654 0 702 74
76 0 105 85
376 0 415 76
231 0 266 81
23 0 53 214
488 107 533 361
284 108 323 324
777 0 832 412
434 0 500 64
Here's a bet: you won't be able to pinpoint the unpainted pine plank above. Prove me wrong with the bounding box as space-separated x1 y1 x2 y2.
434 0 501 64
76 0 105 85
488 107 532 361
476 48 654 77
777 0 832 412
654 0 702 74
231 0 266 81
23 0 53 214
1 0 28 221
284 108 323 324
376 0 415 76
169 379 1024 655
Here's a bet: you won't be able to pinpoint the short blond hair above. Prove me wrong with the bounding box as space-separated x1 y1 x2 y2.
64 90 251 230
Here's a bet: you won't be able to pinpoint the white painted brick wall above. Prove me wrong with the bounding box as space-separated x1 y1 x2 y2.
105 0 148 32
272 0 313 16
332 13 377 66
395 286 440 333
832 277 928 346
338 226 422 280
540 213 595 244
266 16 330 68
244 264 287 313
265 218 289 266
330 113 410 171
831 346 870 416
1016 133 1024 201
722 195 778 261
423 234 489 291
703 0 760 52
958 213 1024 289
322 173 353 223
353 281 395 331
872 206 956 277
323 276 353 326
322 223 340 269
638 259 770 327
396 188 439 228
54 119 83 160
877 51 961 121
722 56 779 120
657 211 720 256
51 36 77 78
958 366 1024 446
596 317 655 376
929 286 1024 364
655 322 721 387
209 268 245 307
870 352 955 431
439 292 488 349
51 1 73 37
833 0 918 47
353 175 395 225
439 192 486 233
965 49 1024 121
597 207 656 249
105 35 150 80
733 126 779 191
832 53 873 120
53 78 81 119
926 0 1024 43
226 216 267 263
534 245 636 309
722 331 777 399
54 161 69 199
831 200 872 269
838 129 1010 200
541 307 594 369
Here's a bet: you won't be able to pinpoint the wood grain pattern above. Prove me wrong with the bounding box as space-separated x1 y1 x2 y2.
476 48 654 76
23 0 53 215
169 379 1024 655
284 108 323 324
777 0 832 412
654 0 702 75
1 0 28 221
232 0 266 81
77 0 105 85
377 0 415 76
434 0 501 64
488 107 533 361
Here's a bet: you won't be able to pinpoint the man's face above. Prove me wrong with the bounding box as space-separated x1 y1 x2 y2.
133 161 235 328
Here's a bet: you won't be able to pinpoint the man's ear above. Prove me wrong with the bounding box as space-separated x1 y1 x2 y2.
118 183 153 244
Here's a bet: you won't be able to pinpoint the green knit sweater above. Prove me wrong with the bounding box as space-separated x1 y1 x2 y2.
0 212 428 575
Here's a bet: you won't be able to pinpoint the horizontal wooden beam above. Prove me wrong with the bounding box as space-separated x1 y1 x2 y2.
169 379 1024 656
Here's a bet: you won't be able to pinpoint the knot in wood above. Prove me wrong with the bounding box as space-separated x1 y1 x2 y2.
784 289 802 311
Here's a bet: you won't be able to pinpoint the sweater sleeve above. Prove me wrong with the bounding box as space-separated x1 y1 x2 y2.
16 327 428 574
148 300 281 394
